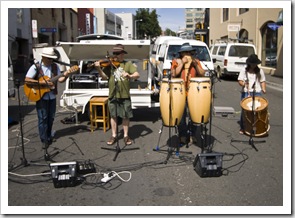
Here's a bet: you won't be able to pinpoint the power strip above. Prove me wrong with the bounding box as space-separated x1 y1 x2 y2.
101 172 116 183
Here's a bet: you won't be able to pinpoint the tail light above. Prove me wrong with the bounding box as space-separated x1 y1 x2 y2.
224 59 228 66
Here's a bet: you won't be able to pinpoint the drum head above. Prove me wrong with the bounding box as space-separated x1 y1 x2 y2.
162 78 184 83
190 77 211 83
241 96 268 111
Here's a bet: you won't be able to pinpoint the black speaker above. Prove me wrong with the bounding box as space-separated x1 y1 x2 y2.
50 162 78 188
193 152 223 177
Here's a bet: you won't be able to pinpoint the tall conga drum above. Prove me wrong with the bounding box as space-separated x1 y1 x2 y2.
187 77 211 124
160 78 186 126
241 96 270 136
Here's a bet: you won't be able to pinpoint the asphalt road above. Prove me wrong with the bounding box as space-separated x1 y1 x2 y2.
6 72 289 215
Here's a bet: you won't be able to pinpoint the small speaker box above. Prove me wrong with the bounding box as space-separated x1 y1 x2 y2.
193 152 223 177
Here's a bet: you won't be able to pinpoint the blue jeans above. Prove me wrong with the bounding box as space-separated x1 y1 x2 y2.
240 92 262 130
36 98 56 143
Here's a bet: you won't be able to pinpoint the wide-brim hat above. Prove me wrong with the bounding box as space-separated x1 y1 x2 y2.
113 44 128 54
41 47 58 59
246 54 261 65
178 43 195 53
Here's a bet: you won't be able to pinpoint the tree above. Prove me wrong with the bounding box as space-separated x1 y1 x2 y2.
135 8 162 39
164 28 176 36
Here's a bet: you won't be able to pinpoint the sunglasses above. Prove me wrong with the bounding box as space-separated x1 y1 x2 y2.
113 52 124 55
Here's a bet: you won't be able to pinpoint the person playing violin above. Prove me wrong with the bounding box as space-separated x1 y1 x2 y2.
94 44 140 146
170 42 205 145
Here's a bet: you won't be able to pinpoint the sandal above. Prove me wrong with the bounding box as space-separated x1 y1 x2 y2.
107 136 117 145
124 136 132 145
239 129 244 135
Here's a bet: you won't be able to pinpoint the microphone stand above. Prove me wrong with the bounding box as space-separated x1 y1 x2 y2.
101 57 139 161
9 79 49 172
231 81 265 151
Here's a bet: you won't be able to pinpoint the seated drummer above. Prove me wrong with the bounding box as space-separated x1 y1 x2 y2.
170 42 205 145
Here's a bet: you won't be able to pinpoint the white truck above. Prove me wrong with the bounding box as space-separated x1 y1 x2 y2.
32 38 160 117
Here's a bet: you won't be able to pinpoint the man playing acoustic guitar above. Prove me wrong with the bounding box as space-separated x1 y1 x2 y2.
25 47 77 160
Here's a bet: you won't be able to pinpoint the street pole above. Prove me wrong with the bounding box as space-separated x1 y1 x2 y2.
135 19 142 39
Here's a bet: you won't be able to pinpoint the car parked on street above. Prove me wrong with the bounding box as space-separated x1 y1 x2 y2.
210 39 257 78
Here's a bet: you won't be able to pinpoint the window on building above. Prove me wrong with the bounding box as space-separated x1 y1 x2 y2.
239 8 249 14
70 12 73 29
186 19 193 23
187 13 193 17
186 24 193 28
62 8 65 23
261 22 278 67
51 9 55 18
223 8 229 22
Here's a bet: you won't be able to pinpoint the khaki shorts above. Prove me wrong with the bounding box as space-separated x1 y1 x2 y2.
108 98 133 119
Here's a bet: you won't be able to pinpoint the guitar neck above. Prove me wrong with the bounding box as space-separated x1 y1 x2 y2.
50 72 67 83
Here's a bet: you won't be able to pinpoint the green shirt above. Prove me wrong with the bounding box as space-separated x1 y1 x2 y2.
104 61 137 99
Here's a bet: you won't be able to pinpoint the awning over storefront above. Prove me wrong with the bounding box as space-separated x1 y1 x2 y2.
276 10 283 25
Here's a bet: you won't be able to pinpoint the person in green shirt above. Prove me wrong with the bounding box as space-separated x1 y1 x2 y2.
94 44 140 145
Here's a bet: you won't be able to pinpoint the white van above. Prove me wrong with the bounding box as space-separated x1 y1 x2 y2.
150 36 182 72
8 54 15 97
210 40 257 78
156 39 214 79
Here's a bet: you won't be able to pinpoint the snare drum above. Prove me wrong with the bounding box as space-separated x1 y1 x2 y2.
160 78 186 126
187 77 211 124
241 96 270 137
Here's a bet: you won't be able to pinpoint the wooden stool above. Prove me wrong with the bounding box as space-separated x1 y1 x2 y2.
89 97 110 132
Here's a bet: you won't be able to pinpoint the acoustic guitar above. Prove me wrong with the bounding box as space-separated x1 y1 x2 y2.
24 65 79 102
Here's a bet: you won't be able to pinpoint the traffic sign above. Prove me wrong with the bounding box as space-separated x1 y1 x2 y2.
40 27 57 33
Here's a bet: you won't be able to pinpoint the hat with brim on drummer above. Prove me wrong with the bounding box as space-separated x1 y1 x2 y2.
178 43 195 53
41 47 58 59
246 54 261 65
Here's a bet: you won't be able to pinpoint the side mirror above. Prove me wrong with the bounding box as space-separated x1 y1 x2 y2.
159 57 164 62
212 58 216 63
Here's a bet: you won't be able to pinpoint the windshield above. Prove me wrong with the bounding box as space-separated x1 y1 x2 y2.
166 45 211 61
228 45 255 57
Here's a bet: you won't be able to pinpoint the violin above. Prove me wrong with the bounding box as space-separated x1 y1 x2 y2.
87 58 120 68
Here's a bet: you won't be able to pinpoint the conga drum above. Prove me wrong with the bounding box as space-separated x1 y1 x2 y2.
241 96 270 137
187 77 211 124
160 78 186 126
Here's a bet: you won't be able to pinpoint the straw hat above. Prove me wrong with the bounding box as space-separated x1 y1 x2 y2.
41 47 58 59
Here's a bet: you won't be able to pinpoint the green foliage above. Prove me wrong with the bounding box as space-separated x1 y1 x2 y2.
135 8 162 39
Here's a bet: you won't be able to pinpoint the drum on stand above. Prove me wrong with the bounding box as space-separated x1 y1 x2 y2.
241 96 270 137
187 77 211 124
160 78 186 127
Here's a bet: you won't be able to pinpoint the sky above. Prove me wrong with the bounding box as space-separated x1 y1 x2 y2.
107 8 185 33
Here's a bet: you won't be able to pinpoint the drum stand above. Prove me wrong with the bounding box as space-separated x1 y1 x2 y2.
153 75 192 164
231 84 265 151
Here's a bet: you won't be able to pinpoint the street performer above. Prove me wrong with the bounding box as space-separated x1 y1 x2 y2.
170 42 205 145
94 44 140 146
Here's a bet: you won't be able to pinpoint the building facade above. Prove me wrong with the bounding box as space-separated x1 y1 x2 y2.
185 8 206 40
209 8 283 77
93 8 123 36
115 13 135 40
8 8 78 75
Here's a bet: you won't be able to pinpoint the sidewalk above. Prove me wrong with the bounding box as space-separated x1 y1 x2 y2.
265 73 283 88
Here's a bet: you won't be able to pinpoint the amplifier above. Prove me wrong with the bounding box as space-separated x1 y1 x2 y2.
193 152 223 178
50 161 78 188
